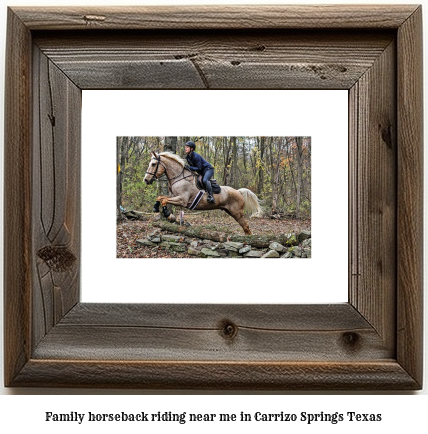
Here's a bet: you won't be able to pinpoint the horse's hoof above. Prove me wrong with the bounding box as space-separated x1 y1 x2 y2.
162 206 171 218
153 201 160 213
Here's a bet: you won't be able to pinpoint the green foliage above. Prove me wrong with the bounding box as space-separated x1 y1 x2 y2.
117 136 311 218
300 199 312 218
122 160 149 209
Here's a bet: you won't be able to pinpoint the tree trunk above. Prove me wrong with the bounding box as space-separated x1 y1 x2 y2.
164 136 177 154
295 137 304 219
268 137 278 213
230 136 237 189
161 137 177 214
222 136 232 185
242 137 247 173
257 136 265 195
212 137 219 169
152 221 299 248
116 137 123 222
116 136 129 222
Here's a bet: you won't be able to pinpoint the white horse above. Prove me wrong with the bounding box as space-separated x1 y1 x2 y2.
144 151 262 234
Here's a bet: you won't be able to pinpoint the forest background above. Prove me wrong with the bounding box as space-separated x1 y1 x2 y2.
116 136 311 221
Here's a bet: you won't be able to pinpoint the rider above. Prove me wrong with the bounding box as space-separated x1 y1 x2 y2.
184 141 216 204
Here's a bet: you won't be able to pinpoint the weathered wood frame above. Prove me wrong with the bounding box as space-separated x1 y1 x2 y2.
4 5 423 389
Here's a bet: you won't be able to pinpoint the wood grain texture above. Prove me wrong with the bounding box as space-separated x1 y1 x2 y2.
31 47 81 348
34 31 393 90
4 5 423 390
60 303 368 329
12 5 419 30
3 8 32 388
396 6 423 387
32 304 391 362
349 40 397 350
12 360 418 390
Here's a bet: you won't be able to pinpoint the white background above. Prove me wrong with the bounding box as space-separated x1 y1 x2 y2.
82 89 348 304
0 0 427 430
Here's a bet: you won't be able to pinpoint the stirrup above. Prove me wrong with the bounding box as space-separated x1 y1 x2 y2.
207 195 215 204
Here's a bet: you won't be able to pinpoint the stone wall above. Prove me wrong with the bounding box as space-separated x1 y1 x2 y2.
137 231 311 258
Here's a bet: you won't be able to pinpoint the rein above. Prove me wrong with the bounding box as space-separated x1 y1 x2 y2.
170 168 194 186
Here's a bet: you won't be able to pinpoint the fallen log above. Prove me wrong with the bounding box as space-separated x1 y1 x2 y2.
152 222 299 248
122 210 147 220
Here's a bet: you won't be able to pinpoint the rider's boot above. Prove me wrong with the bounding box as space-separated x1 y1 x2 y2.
162 206 171 218
205 181 216 204
153 201 160 213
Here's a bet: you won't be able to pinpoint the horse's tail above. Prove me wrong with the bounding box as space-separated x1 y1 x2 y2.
238 188 263 217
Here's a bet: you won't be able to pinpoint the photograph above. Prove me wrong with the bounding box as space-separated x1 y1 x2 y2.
1 1 425 402
117 136 311 259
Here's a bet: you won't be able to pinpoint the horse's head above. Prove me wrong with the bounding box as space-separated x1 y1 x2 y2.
144 151 166 184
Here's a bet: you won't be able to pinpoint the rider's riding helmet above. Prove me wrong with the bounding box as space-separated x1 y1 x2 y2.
185 141 196 150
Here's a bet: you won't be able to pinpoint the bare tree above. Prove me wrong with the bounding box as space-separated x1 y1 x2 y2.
230 136 238 188
116 136 129 222
295 136 304 219
117 135 311 220
257 136 265 195
222 137 232 185
161 137 177 212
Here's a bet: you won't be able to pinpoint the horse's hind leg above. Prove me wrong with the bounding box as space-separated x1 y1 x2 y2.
224 208 251 235
237 215 252 235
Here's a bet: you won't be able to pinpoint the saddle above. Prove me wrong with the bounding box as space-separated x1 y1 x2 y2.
197 175 221 194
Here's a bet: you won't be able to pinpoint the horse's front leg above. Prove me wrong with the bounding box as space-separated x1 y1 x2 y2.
153 195 170 213
159 196 189 218
156 195 169 202
159 196 188 207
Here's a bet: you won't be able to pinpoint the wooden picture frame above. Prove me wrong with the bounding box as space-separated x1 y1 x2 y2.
4 5 423 389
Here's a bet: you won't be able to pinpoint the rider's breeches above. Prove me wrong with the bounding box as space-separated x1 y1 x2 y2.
203 168 214 195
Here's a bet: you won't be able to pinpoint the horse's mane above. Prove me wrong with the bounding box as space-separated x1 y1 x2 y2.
158 152 186 167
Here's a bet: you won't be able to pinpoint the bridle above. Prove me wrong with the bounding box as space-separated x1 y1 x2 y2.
145 155 162 179
146 155 194 186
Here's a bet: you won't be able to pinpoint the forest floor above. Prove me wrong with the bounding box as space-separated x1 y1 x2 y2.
117 211 311 258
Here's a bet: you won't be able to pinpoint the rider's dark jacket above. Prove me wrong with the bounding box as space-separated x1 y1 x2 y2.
186 151 213 175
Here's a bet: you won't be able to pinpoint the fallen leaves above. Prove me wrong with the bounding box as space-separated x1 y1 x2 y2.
117 211 311 259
